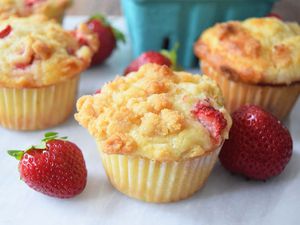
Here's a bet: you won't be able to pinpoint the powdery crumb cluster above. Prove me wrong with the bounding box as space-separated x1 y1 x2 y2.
75 64 232 161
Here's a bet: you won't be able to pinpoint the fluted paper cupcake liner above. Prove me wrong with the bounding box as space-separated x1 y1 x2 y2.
0 75 79 130
202 62 300 120
99 147 221 203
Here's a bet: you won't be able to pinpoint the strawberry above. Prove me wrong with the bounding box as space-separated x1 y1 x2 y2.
124 44 179 75
219 105 293 180
267 12 282 20
86 14 125 66
25 0 44 7
95 89 101 94
191 99 227 144
0 25 12 39
8 132 87 198
15 54 34 69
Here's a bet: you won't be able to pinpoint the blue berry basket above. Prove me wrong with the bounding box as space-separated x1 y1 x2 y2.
121 0 278 68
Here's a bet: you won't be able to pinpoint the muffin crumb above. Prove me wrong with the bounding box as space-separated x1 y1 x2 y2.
76 64 231 161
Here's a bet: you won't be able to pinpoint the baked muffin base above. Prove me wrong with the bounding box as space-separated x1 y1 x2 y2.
0 75 79 130
99 146 221 203
202 62 300 120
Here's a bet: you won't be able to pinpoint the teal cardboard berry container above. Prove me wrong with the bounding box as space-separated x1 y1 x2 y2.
121 0 278 68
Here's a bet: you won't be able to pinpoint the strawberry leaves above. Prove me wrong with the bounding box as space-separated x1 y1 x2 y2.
37 132 67 149
90 14 109 26
42 132 67 143
7 150 24 160
7 132 68 160
90 13 126 43
111 27 126 43
160 43 180 70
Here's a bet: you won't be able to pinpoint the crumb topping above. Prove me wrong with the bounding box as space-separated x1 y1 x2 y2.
75 64 232 161
0 15 99 88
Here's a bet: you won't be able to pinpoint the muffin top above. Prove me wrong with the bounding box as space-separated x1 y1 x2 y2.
75 64 232 161
0 0 71 21
195 17 300 85
0 15 99 88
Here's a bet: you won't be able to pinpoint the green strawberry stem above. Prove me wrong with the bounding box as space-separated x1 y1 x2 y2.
112 27 126 43
90 13 126 43
41 132 67 143
90 14 109 26
7 132 68 160
7 150 24 160
160 43 180 70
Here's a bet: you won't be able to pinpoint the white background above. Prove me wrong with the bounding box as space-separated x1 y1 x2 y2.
0 17 299 225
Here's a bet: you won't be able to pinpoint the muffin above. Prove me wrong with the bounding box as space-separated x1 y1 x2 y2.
0 0 72 22
0 15 98 130
194 17 300 120
75 64 232 203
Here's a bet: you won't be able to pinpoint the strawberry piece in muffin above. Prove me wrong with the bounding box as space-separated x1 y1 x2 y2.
0 25 12 38
25 0 46 7
191 99 227 144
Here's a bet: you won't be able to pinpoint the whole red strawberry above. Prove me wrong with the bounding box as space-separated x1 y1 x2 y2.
87 14 125 66
124 52 171 75
124 44 179 75
219 105 293 180
8 132 87 198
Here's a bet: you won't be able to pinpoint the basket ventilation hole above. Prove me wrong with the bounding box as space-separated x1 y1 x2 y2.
162 37 170 50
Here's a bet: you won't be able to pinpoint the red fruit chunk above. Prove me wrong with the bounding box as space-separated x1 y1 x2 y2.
25 0 44 7
191 100 227 144
95 89 101 94
267 13 282 20
124 51 172 75
70 30 88 46
0 25 12 39
15 54 34 69
219 105 293 180
67 47 75 55
78 37 88 46
8 132 87 198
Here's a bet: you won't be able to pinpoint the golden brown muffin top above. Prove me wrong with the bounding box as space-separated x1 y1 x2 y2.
195 17 300 85
75 64 232 161
0 15 99 88
0 0 71 21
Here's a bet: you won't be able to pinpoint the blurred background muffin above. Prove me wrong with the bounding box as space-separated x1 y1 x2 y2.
0 15 98 130
194 17 300 120
0 0 72 22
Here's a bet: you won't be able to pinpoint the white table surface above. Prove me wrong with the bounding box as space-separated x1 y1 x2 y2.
1 16 299 225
